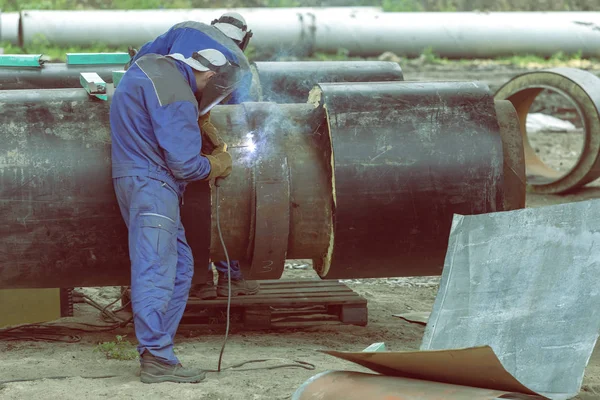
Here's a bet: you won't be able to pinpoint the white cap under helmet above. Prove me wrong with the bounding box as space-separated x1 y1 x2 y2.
212 12 248 42
166 48 228 73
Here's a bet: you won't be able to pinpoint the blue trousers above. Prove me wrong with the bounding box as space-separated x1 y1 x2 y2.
114 176 192 365
212 260 242 280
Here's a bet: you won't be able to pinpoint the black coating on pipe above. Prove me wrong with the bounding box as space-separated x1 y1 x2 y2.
317 81 505 279
0 63 121 90
0 61 404 106
254 61 404 103
0 88 209 288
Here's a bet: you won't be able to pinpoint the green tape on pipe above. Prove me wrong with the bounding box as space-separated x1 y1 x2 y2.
66 53 130 65
0 54 43 67
112 70 126 88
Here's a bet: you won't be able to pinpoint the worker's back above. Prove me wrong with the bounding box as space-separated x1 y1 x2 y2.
110 53 207 195
129 21 252 103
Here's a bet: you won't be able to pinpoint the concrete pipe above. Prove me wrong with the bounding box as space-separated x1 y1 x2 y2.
0 81 521 289
0 61 404 105
292 371 545 400
495 67 600 194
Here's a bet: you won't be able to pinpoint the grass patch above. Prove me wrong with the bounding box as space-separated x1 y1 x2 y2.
94 335 139 361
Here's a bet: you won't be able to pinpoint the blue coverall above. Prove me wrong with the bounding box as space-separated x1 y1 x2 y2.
110 53 212 364
128 21 249 280
129 21 252 104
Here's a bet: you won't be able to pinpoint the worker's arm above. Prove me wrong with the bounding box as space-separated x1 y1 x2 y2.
149 101 212 181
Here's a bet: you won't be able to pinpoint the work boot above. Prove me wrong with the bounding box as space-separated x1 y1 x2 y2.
140 351 205 384
190 280 217 300
217 275 260 297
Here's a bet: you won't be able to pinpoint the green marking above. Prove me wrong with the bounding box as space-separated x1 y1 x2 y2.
112 70 126 88
0 54 43 67
67 53 130 65
80 72 108 101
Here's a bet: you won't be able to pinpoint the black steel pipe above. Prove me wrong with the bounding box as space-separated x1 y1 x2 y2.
0 61 404 104
0 82 519 288
0 63 122 90
252 61 404 103
311 81 505 278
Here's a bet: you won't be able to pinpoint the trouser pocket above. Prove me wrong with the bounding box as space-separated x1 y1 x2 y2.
138 213 178 264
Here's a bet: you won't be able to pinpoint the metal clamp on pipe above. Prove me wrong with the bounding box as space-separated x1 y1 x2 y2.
241 103 291 280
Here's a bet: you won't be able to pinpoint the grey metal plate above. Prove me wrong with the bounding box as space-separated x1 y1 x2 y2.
422 200 600 399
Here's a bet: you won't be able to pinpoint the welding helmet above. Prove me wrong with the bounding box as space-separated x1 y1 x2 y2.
211 12 253 51
167 48 243 116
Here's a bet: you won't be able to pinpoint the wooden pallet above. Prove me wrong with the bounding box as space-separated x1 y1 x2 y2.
179 280 367 330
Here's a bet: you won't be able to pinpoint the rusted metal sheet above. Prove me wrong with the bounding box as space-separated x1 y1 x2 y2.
293 371 546 400
495 67 600 194
313 81 505 279
253 61 404 103
322 346 544 397
0 82 519 288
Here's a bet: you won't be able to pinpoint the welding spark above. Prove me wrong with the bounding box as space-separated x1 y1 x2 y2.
245 132 256 153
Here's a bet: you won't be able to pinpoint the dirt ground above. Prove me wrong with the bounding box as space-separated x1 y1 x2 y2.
2 62 600 400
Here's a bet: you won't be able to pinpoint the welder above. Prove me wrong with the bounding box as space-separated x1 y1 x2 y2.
110 48 241 383
125 11 260 300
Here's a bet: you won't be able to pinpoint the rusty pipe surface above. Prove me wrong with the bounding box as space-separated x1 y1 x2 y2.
292 371 546 400
0 81 520 289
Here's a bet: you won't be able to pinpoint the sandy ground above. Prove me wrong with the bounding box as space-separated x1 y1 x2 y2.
3 62 600 400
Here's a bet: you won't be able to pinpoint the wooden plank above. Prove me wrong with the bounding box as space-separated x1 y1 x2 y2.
176 280 367 330
187 295 365 307
251 280 347 288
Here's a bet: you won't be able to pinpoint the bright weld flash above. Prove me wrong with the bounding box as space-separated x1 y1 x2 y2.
245 132 256 153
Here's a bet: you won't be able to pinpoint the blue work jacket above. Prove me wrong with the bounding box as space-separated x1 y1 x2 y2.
110 54 211 195
128 21 252 104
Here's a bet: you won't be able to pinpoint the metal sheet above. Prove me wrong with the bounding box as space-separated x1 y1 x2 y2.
254 61 404 103
495 67 600 194
293 370 544 400
316 81 505 279
421 200 600 399
322 346 542 396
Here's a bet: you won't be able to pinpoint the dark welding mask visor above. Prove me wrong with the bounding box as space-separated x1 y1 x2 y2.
197 59 244 116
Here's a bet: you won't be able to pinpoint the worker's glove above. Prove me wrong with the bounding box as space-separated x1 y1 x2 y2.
199 111 225 155
205 150 232 181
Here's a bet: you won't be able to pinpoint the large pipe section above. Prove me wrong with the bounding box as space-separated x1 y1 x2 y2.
495 67 600 194
0 81 521 289
0 61 404 103
6 10 600 58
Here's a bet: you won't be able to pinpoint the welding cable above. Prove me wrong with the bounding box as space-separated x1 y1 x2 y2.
214 179 232 372
212 179 316 374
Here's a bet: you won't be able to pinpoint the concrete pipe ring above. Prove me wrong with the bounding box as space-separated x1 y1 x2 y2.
495 67 600 194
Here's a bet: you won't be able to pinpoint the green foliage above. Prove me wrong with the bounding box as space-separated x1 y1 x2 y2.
94 335 139 361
